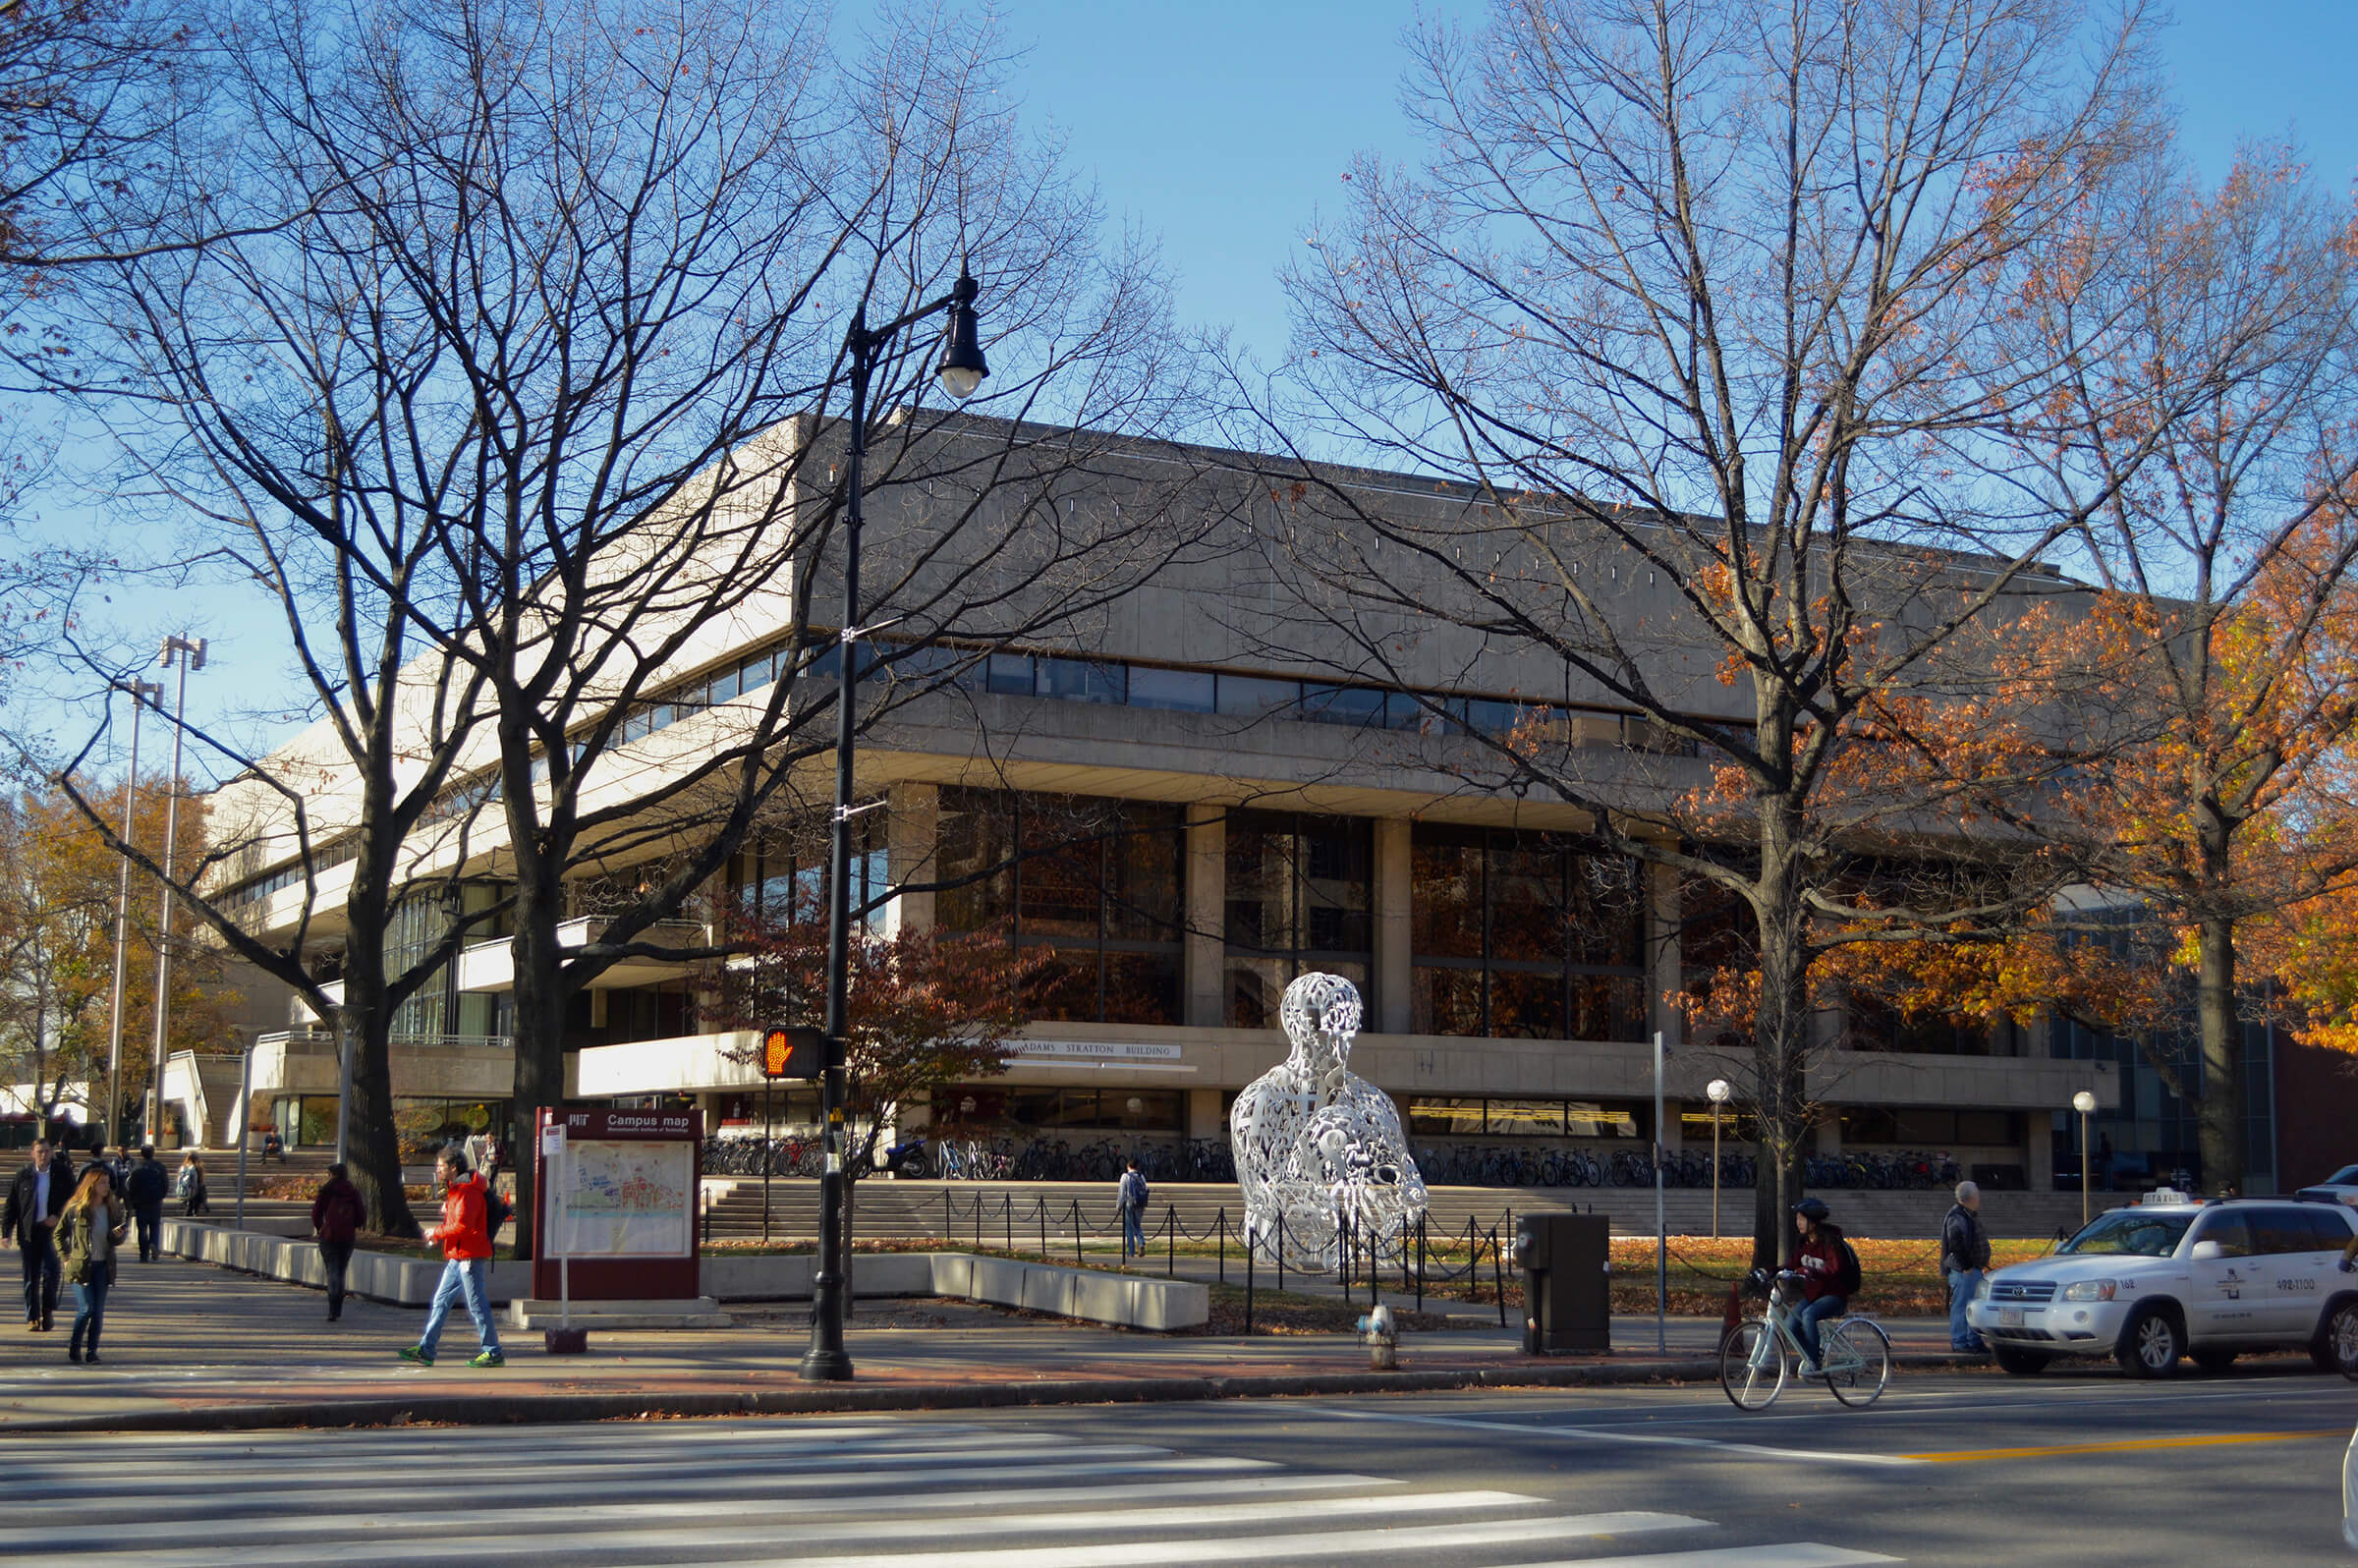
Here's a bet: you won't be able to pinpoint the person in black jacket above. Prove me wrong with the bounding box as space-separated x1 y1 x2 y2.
2 1140 72 1330
124 1148 170 1262
1941 1180 1993 1353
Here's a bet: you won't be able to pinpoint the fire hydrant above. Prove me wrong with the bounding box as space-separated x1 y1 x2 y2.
1357 1303 1398 1370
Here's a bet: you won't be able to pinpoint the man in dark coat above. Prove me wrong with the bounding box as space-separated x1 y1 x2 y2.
2 1140 71 1330
1941 1180 1993 1353
124 1147 170 1262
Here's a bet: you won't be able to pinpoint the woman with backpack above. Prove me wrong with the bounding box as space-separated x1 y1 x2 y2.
1789 1198 1856 1376
176 1152 208 1216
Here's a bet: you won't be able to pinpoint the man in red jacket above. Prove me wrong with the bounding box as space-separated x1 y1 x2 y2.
398 1146 504 1368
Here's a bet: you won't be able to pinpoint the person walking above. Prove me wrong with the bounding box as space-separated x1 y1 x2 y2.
398 1145 504 1368
1941 1180 1993 1354
124 1148 169 1263
1115 1158 1149 1262
3 1139 71 1331
310 1163 367 1322
176 1152 207 1217
59 1165 128 1364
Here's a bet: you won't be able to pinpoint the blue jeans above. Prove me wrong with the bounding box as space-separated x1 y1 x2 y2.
1121 1206 1146 1258
1793 1294 1846 1366
69 1272 109 1356
1947 1267 1985 1350
418 1258 499 1356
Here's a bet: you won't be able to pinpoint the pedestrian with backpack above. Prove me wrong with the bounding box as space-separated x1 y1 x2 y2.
124 1147 169 1262
310 1163 367 1321
1788 1198 1857 1376
1115 1159 1149 1262
397 1145 504 1368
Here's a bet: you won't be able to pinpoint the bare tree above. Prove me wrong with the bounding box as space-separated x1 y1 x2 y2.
69 0 1206 1254
1243 0 2169 1262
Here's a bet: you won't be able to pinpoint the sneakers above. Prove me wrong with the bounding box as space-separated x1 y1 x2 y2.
1798 1359 1823 1377
468 1350 506 1369
396 1345 435 1366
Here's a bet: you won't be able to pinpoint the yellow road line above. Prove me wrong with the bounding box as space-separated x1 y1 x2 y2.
1906 1429 2349 1464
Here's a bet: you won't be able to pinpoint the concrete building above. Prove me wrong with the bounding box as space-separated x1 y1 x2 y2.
203 415 2114 1187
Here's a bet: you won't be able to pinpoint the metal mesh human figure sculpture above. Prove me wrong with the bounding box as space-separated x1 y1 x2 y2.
1230 973 1428 1271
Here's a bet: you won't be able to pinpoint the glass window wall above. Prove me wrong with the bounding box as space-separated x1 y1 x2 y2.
1410 825 1646 1040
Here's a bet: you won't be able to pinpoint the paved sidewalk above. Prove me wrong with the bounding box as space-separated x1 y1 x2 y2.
0 1253 1980 1433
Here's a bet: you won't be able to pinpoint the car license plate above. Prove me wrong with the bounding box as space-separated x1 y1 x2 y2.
1999 1309 2024 1327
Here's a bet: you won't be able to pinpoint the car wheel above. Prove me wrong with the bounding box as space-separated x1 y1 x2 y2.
2117 1307 2183 1377
2320 1301 2358 1379
1992 1344 2049 1375
2191 1348 2237 1374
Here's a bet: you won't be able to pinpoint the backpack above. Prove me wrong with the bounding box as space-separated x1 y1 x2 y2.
480 1180 512 1241
1833 1235 1863 1297
1119 1171 1148 1213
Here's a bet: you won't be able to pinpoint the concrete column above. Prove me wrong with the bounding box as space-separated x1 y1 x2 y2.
1184 805 1225 1028
888 782 939 936
1648 860 1681 1049
1186 1088 1225 1141
1374 817 1413 1035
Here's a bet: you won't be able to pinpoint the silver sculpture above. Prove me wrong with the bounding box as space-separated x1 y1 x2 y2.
1230 973 1429 1271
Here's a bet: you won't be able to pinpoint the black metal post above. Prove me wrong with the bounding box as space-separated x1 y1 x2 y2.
1244 1227 1255 1335
800 319 873 1384
1415 1212 1425 1314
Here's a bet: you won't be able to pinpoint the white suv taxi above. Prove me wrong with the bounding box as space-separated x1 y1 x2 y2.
1969 1194 2358 1377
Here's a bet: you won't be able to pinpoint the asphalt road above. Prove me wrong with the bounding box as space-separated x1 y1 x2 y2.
7 1365 2354 1565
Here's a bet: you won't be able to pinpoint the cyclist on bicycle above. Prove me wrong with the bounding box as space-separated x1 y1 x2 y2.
1788 1198 1850 1375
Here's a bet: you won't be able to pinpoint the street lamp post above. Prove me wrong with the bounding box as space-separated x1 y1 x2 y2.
2072 1090 2098 1227
803 268 989 1384
103 678 162 1148
1707 1078 1731 1240
147 637 205 1149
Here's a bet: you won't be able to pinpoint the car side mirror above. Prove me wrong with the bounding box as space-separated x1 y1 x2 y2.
2189 1239 2223 1261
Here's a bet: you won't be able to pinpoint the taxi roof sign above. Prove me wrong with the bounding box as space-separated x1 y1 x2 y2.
759 1026 825 1081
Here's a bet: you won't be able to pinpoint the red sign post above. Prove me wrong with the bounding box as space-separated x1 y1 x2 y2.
531 1107 703 1301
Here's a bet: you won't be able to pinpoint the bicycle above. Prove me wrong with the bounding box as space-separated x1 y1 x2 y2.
1719 1268 1892 1411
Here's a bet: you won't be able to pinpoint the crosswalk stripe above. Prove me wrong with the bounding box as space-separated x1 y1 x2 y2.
0 1443 1214 1504
0 1428 1078 1485
1505 1544 1900 1566
47 1488 1559 1565
11 1454 1279 1525
12 1472 1402 1548
1315 1407 1927 1469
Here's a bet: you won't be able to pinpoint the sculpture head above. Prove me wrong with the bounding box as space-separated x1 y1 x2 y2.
1278 972 1363 1070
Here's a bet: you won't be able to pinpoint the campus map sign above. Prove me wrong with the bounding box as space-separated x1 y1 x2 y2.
532 1107 702 1301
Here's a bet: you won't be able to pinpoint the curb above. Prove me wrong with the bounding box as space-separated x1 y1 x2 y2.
0 1352 1985 1433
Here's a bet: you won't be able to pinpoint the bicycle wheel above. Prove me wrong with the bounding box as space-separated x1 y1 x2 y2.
1823 1318 1891 1408
1719 1320 1787 1411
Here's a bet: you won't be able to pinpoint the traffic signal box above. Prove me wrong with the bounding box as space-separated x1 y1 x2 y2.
759 1026 825 1081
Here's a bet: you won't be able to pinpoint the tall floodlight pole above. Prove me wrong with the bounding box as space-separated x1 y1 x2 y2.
147 637 205 1148
803 266 990 1384
2073 1089 2099 1227
103 679 162 1147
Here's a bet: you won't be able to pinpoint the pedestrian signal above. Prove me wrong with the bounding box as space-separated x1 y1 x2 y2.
759 1026 824 1081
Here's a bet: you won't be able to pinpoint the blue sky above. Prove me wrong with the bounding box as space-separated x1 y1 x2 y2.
47 1 2358 758
1000 0 2358 369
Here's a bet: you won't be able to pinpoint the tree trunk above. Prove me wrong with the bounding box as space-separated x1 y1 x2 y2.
333 878 420 1238
1751 795 1813 1270
2195 915 2245 1196
507 858 571 1261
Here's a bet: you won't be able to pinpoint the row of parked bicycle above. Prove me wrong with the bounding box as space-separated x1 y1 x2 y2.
701 1134 1961 1192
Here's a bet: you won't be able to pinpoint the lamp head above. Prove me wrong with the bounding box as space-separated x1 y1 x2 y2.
2072 1090 2098 1115
934 268 987 400
1706 1078 1731 1104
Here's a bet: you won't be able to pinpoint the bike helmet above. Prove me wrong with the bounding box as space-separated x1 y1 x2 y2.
1792 1197 1830 1221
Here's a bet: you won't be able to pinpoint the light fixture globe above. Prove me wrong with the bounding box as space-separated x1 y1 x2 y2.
1707 1078 1731 1105
934 268 988 400
2072 1090 2098 1115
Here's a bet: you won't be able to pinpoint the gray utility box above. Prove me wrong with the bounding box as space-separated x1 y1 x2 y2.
1514 1212 1610 1354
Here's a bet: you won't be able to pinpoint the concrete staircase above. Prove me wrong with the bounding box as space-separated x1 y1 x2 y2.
698 1177 2094 1243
